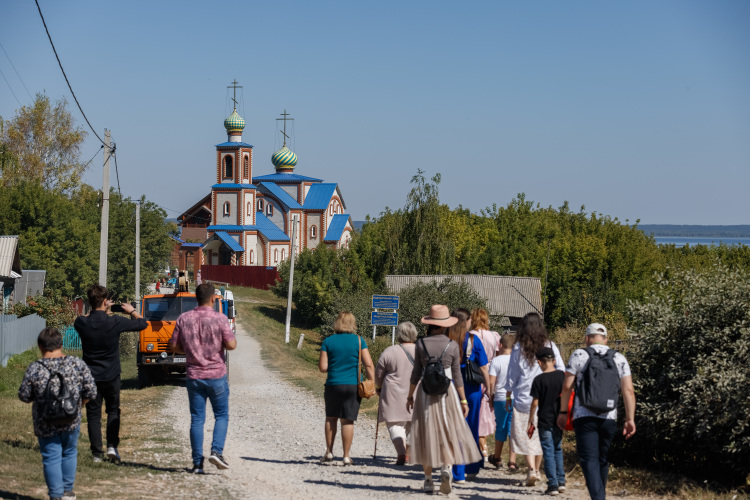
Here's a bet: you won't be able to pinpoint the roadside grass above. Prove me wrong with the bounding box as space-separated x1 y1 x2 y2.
0 332 233 500
232 286 748 500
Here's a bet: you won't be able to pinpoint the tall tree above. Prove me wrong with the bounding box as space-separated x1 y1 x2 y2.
0 93 87 193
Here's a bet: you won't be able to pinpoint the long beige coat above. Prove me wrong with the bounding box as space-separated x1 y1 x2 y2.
374 343 416 423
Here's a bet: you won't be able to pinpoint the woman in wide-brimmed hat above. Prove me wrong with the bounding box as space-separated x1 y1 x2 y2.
406 305 483 494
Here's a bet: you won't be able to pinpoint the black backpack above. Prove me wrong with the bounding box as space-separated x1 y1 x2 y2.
38 361 79 424
576 347 621 413
419 338 452 395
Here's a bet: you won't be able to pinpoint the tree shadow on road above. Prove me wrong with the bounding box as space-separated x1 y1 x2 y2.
240 456 309 466
0 490 38 500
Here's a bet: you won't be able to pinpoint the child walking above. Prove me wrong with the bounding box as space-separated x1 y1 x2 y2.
529 347 566 495
488 333 517 470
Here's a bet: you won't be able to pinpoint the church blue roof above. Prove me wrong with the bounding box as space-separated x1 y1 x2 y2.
215 142 253 148
253 173 323 183
254 212 290 241
303 183 338 210
214 231 244 252
257 182 302 210
211 183 256 190
323 214 351 243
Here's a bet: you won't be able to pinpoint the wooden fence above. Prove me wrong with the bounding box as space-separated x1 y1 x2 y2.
201 265 280 290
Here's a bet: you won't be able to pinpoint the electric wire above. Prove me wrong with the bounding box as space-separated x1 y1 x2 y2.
81 145 104 171
0 65 22 107
112 148 122 199
34 0 109 149
0 40 33 100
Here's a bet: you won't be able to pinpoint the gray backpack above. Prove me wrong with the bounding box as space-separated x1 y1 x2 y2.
576 347 620 413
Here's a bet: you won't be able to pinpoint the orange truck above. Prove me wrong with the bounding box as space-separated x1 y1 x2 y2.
137 291 236 388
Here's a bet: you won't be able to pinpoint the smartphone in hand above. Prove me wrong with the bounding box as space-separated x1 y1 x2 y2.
110 304 125 313
527 423 535 439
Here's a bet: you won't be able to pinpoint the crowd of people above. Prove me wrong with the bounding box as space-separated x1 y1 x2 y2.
318 304 636 499
17 289 634 500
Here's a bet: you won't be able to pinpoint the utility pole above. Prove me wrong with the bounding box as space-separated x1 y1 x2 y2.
135 201 141 312
284 215 298 344
98 130 111 287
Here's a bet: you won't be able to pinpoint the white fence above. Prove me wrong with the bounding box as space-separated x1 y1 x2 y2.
0 314 46 367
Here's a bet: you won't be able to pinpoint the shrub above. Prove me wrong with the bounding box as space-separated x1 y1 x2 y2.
623 263 750 484
12 290 77 330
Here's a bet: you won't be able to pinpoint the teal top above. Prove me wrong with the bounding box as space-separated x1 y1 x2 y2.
320 333 368 386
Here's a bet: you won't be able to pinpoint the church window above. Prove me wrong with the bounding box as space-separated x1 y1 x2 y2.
249 250 254 264
329 204 333 216
310 225 317 239
223 202 230 216
257 199 264 212
266 203 273 216
274 249 278 263
281 249 285 261
247 202 251 216
243 155 249 179
224 155 233 178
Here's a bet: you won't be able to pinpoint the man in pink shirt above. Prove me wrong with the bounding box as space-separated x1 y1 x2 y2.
170 283 237 474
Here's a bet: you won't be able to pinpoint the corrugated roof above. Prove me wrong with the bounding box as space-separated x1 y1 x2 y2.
181 242 203 248
214 232 244 252
254 213 290 241
257 182 302 210
0 235 22 279
385 275 543 321
303 183 337 210
252 173 323 183
323 214 351 243
215 142 254 148
211 183 256 190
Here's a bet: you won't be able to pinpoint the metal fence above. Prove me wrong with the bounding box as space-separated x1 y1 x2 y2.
0 314 46 367
63 326 82 350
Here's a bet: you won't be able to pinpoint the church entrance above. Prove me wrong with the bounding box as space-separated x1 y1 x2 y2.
219 246 233 265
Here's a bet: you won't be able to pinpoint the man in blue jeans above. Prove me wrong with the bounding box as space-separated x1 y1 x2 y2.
170 283 237 473
557 323 636 500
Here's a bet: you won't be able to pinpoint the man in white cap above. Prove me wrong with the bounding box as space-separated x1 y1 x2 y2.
556 323 636 500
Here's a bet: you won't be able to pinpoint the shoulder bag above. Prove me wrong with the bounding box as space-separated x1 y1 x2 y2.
464 335 485 386
357 336 376 398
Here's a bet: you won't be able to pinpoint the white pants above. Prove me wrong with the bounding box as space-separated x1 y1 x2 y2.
387 421 412 455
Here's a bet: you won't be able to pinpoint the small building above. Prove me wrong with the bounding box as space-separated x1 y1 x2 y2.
0 236 23 310
385 274 543 329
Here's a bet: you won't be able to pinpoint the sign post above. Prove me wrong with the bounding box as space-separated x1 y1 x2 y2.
371 295 400 344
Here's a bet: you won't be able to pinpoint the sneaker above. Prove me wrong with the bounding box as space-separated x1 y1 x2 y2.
62 492 76 500
423 478 435 493
558 485 566 493
92 454 103 463
319 452 334 464
526 470 538 486
439 468 452 494
208 452 229 469
106 446 120 462
189 458 205 474
545 486 560 496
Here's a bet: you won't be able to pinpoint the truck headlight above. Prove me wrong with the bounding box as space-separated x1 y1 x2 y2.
160 351 168 359
146 343 154 351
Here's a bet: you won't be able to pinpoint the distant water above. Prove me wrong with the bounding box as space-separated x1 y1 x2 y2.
654 237 750 247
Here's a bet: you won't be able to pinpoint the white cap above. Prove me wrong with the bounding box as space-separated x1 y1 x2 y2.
585 323 608 336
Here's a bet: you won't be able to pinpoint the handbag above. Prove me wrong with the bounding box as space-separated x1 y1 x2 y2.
464 335 485 386
357 336 376 398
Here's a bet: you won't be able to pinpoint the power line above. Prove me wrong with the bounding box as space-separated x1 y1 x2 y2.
0 40 33 100
112 146 122 199
0 65 21 107
34 0 108 148
81 145 104 170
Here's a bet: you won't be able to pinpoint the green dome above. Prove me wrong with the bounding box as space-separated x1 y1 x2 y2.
224 110 245 132
272 146 298 169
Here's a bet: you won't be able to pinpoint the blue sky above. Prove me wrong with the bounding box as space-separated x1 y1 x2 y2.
1 1 748 225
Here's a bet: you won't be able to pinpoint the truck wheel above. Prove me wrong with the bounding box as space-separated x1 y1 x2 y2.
137 365 152 388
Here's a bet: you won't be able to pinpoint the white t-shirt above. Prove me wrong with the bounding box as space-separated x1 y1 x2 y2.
566 344 631 421
505 341 565 413
488 354 511 401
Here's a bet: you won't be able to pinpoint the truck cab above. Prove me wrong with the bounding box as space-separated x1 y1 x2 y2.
137 291 234 388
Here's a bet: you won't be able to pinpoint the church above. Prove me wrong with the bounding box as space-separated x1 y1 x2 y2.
178 88 352 271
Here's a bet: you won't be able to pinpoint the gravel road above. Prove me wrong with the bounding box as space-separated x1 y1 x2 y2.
155 324 648 500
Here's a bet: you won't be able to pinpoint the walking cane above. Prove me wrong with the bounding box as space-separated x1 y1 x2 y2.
373 397 381 460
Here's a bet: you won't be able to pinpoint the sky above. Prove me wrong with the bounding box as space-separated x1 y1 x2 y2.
1 1 749 225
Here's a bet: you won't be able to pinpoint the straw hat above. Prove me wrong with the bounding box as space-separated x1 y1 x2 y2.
421 305 458 327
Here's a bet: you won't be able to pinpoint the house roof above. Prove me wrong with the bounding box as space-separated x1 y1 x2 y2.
323 214 351 243
385 275 543 323
303 183 338 210
215 141 254 148
252 173 323 183
211 183 256 190
214 232 244 252
0 235 22 279
257 182 302 210
254 212 290 241
178 193 211 222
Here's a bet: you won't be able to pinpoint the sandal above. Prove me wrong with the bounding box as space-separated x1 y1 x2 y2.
507 462 518 472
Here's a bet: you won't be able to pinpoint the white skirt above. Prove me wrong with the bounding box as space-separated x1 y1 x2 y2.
509 408 542 456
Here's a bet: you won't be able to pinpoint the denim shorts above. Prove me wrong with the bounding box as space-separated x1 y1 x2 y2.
493 400 513 441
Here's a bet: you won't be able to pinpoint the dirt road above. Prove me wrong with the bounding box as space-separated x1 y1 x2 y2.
154 324 648 499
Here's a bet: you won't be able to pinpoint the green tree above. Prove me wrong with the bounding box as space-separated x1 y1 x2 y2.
0 93 88 193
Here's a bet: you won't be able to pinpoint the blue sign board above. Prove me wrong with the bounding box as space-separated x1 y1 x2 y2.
372 295 400 310
371 311 399 327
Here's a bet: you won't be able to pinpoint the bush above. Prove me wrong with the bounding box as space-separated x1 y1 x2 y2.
12 290 76 330
624 263 750 484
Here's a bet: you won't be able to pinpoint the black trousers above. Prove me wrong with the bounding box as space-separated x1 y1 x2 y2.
85 375 121 454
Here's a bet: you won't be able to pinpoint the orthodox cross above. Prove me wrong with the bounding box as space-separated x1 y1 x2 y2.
276 109 294 147
227 79 242 109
